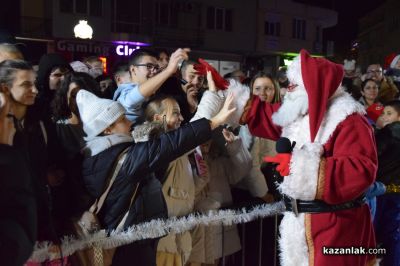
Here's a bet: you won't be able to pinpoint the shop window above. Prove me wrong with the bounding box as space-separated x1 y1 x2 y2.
76 0 87 14
154 1 178 27
265 21 280 36
207 6 233 31
90 0 102 16
59 0 102 16
292 18 306 40
59 0 73 13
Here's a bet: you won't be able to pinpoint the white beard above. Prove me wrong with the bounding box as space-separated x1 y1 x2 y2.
272 88 309 127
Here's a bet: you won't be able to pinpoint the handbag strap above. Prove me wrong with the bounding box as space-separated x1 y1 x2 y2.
89 147 130 214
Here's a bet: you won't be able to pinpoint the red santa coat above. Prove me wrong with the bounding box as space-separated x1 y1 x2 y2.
246 90 378 266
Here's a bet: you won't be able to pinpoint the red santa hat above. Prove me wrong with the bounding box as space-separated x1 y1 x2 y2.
299 49 344 142
383 53 400 69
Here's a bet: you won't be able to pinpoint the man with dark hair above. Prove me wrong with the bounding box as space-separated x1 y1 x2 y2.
366 63 398 103
112 61 131 86
113 47 190 124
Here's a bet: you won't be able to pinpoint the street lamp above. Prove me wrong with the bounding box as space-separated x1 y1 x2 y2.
74 20 93 39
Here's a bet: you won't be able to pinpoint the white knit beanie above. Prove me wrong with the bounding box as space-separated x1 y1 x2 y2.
76 90 126 139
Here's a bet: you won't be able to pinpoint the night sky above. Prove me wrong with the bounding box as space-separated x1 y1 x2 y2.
295 0 385 58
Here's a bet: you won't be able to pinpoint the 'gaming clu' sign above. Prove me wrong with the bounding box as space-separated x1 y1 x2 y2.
115 45 141 56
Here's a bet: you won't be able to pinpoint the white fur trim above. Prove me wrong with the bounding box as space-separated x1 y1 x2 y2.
314 88 365 145
238 125 254 151
286 55 305 89
191 90 223 122
278 89 365 201
279 213 309 266
279 142 322 200
221 79 251 128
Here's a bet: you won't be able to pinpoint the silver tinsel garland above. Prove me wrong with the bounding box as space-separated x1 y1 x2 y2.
30 201 285 262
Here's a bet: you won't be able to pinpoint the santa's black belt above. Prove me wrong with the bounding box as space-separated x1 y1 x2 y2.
283 195 366 216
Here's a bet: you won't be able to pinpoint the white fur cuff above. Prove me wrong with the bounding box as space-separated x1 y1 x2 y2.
221 79 251 128
278 143 323 200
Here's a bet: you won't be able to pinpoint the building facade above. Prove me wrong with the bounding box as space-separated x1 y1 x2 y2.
357 0 400 70
14 0 337 74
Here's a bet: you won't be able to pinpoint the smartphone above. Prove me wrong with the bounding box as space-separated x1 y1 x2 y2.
180 78 188 85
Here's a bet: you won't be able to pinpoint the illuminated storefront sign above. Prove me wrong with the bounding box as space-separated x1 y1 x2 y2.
113 41 150 56
116 45 141 56
55 40 151 57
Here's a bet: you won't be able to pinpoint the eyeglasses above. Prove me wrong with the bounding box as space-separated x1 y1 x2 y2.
134 63 160 72
367 69 382 74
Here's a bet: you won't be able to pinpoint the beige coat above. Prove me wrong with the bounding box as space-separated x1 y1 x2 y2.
189 137 252 263
157 153 209 265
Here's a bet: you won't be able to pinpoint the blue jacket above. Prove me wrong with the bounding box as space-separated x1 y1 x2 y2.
113 83 146 124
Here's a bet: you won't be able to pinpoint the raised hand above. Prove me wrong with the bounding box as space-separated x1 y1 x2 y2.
222 128 236 144
165 48 190 75
206 71 217 92
209 92 236 130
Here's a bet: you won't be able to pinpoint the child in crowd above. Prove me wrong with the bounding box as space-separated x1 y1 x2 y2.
374 100 400 266
76 89 235 266
132 95 208 266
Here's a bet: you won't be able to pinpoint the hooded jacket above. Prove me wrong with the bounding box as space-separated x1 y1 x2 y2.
35 53 72 119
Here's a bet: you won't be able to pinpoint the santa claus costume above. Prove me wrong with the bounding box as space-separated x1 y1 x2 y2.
242 50 378 266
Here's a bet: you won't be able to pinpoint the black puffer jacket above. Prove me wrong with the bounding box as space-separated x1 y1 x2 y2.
376 121 400 185
82 118 212 230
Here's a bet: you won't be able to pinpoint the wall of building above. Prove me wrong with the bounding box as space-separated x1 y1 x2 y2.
256 0 337 56
357 0 400 69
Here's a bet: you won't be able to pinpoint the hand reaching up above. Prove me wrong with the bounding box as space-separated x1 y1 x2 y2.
222 128 236 144
165 48 190 75
209 92 236 130
206 71 217 92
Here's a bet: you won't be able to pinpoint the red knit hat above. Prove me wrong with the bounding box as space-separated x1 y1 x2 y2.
366 103 384 123
300 49 344 142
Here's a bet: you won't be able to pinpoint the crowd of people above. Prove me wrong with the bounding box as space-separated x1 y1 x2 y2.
0 37 399 266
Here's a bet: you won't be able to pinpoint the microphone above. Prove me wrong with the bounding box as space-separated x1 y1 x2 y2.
263 137 295 177
276 137 296 153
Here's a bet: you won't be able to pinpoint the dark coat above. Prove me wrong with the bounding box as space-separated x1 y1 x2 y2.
82 118 212 231
376 121 400 185
12 110 66 242
0 144 36 266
